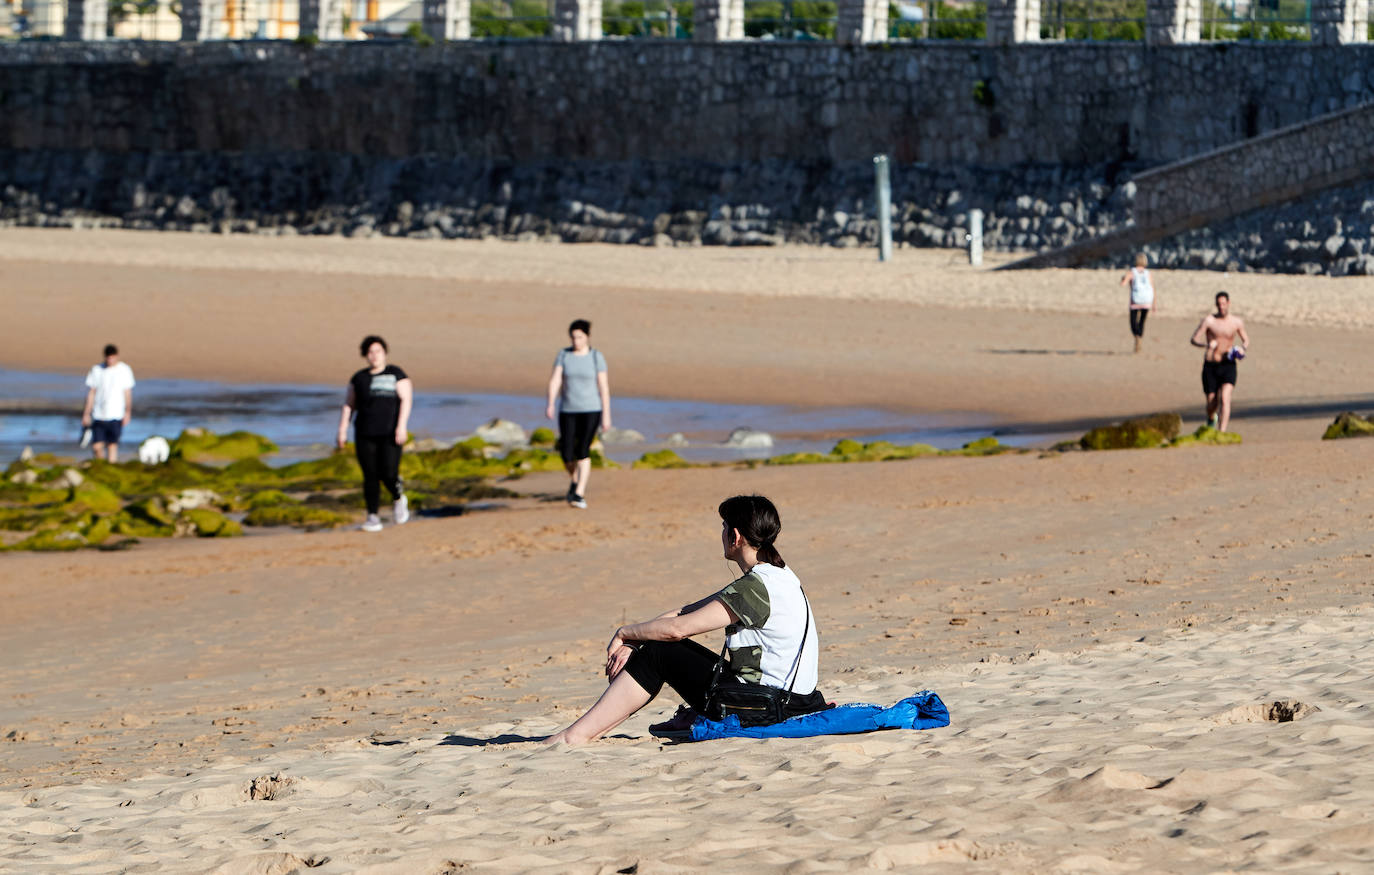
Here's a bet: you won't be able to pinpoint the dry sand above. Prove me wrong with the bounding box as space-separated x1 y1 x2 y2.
2 229 1374 872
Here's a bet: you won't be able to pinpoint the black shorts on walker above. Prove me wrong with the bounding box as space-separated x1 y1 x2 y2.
558 410 601 463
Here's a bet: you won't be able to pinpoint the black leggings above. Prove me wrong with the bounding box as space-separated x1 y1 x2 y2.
355 435 403 514
623 640 829 718
1130 309 1149 338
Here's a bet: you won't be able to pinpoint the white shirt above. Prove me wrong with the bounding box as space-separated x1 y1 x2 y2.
86 362 136 421
719 563 820 694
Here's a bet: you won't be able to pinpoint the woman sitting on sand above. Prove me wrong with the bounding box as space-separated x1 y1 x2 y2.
546 495 829 745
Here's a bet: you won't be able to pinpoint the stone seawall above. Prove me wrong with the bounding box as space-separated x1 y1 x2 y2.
2 42 1374 272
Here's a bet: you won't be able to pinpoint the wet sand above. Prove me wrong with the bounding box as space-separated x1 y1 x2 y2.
2 229 1374 872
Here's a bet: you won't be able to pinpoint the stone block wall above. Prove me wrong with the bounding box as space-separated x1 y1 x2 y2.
2 41 1374 273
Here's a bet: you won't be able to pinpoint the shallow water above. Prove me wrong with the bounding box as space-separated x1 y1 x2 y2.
0 368 1066 465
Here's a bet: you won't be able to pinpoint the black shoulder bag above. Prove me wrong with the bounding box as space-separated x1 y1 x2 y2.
704 594 811 728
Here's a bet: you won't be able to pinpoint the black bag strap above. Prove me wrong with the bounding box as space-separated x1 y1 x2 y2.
709 587 812 703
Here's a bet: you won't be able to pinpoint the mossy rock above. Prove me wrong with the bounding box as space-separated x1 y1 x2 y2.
274 452 362 485
766 452 833 466
177 508 243 538
1079 413 1181 451
589 449 619 470
633 449 691 470
1170 425 1242 447
244 504 352 529
865 441 940 460
220 458 277 485
951 436 1005 456
122 497 175 524
831 439 864 456
171 429 279 463
246 489 294 509
530 426 556 446
63 480 123 514
83 515 114 546
1322 412 1374 440
11 527 87 552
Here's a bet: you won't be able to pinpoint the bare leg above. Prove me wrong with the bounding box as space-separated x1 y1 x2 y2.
573 457 592 497
91 442 106 461
107 443 119 463
1205 392 1219 426
545 671 652 746
1218 384 1234 432
564 459 577 493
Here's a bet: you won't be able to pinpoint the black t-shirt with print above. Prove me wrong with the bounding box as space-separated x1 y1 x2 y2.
350 365 408 438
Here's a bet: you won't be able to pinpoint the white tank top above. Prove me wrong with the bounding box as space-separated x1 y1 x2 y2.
1129 267 1154 307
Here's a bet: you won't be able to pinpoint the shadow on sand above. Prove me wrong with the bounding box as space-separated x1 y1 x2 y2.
436 733 547 747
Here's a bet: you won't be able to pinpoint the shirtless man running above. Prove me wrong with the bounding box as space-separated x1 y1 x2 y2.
1190 291 1250 432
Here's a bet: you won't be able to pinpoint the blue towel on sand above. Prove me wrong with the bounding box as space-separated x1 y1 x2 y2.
686 691 950 741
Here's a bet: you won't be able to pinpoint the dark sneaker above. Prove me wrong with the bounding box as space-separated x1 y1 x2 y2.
648 706 699 739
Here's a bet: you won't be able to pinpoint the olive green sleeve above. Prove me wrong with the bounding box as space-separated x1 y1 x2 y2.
714 571 771 628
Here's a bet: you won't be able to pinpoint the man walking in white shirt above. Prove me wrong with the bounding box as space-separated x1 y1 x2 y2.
82 344 136 462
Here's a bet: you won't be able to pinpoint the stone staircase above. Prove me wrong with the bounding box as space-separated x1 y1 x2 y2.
999 100 1374 270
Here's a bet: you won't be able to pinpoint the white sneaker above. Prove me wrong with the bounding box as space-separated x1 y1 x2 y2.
361 514 383 532
393 494 410 525
570 496 587 509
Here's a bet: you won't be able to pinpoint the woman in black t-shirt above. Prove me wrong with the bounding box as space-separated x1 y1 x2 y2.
336 335 413 533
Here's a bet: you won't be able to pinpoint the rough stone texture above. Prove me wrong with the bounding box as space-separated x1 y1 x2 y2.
4 42 1373 167
424 0 472 41
986 0 1039 46
3 43 1374 274
1006 100 1374 273
553 0 601 41
835 0 889 45
1145 0 1200 45
1311 0 1370 45
693 0 744 40
63 0 107 41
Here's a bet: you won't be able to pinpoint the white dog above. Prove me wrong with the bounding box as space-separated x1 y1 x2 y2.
138 435 170 465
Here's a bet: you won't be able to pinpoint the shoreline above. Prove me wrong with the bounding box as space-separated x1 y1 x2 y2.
5 229 1374 438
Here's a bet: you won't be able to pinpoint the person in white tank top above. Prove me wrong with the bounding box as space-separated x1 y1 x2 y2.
545 494 829 746
1120 252 1158 354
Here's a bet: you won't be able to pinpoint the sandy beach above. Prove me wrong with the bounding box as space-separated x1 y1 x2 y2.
3 228 1374 872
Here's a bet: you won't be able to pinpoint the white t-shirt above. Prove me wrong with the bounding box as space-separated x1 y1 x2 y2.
714 563 819 694
85 362 136 421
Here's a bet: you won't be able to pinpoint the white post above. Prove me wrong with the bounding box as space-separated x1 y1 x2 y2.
874 154 892 263
968 208 984 266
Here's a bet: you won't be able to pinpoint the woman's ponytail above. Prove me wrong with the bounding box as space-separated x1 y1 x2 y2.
719 494 785 568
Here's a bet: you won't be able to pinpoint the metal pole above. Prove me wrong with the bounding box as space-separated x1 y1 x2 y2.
873 154 892 263
968 208 984 267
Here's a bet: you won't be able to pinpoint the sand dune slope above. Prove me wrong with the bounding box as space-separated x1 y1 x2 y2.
2 607 1371 874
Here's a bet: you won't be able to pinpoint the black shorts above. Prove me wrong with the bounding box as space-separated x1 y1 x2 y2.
91 419 123 445
1201 359 1237 394
558 410 601 463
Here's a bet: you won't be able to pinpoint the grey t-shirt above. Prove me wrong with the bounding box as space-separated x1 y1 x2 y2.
555 348 607 413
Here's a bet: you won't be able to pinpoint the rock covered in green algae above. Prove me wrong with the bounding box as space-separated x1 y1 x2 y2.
1170 425 1242 447
633 450 691 469
170 428 279 464
1322 412 1374 440
952 436 1006 456
529 427 556 447
176 508 243 537
243 502 352 529
1080 413 1183 450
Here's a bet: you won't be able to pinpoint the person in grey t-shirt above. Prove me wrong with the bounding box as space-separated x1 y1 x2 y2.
545 319 611 509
